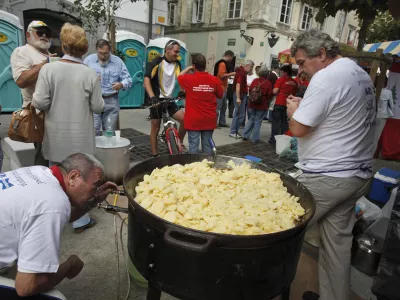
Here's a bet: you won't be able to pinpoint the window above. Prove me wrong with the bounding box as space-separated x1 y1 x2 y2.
347 26 356 45
192 0 205 23
227 0 242 19
168 3 176 26
300 5 313 30
279 0 293 24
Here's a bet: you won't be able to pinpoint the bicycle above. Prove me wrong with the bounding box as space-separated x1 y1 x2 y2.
150 98 184 155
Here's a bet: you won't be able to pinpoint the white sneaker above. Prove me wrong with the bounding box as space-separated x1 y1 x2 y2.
229 133 242 139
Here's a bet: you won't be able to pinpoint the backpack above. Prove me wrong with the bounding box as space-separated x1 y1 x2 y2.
249 80 266 105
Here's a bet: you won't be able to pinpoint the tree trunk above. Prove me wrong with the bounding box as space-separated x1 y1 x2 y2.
148 0 153 43
109 19 116 54
357 12 374 51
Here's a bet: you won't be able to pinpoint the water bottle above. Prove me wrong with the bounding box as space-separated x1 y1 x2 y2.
104 116 113 137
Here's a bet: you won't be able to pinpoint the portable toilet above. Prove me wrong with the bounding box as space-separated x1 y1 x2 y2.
146 37 187 106
116 31 146 108
0 11 23 112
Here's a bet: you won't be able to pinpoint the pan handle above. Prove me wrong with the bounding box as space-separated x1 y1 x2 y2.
164 226 217 253
124 146 135 155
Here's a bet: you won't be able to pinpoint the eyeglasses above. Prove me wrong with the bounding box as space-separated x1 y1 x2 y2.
35 29 52 38
97 50 110 56
165 40 180 50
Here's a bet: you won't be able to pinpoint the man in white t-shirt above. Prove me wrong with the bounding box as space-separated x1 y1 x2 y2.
287 29 376 300
0 153 117 298
10 20 54 167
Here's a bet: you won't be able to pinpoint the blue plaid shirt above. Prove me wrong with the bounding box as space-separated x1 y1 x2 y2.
84 54 132 96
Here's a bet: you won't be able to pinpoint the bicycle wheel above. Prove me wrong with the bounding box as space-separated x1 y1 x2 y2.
167 129 180 154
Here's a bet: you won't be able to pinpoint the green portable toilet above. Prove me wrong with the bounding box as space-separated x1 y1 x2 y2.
116 30 146 108
146 37 187 106
0 11 23 112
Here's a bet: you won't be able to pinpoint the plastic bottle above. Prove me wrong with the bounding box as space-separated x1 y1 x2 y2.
104 116 113 137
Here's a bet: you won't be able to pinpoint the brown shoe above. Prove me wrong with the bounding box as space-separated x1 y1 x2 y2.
74 218 96 233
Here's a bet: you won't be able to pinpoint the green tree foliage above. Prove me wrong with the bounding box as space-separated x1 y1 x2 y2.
58 0 142 51
297 0 389 50
366 11 400 43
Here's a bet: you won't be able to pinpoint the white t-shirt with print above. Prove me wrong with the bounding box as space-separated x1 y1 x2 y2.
0 166 71 273
10 44 49 108
293 58 376 179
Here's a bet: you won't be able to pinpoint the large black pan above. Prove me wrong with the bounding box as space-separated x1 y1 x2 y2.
123 154 315 300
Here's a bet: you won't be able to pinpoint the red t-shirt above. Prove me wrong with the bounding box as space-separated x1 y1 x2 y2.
236 74 248 94
248 78 273 110
390 61 400 73
178 71 224 130
294 77 310 87
274 75 298 105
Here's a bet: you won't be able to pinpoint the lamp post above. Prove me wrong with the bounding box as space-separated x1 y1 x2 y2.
239 20 254 45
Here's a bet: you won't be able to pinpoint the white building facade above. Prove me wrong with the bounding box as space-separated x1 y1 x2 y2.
165 0 360 71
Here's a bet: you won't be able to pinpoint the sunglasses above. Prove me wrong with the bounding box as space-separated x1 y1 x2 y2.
165 40 179 50
35 29 52 38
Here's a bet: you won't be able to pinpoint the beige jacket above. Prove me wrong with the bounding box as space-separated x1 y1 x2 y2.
32 61 104 162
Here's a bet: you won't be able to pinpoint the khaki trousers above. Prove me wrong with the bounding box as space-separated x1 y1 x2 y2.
297 173 371 300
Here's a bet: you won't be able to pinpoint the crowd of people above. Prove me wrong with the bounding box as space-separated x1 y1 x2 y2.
0 17 386 300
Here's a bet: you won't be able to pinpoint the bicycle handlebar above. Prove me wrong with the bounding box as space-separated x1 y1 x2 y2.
149 98 185 108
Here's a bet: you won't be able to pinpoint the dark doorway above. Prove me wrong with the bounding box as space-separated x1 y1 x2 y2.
23 9 81 56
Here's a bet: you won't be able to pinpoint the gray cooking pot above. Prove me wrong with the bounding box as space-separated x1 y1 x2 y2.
94 136 133 185
351 234 383 276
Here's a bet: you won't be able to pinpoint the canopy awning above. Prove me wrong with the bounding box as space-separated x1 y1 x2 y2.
363 40 400 56
278 49 296 64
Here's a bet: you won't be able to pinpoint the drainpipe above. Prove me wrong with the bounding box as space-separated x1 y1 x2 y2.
148 0 153 43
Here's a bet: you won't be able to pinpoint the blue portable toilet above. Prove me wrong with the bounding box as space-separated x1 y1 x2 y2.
116 30 146 108
146 37 187 106
0 11 23 112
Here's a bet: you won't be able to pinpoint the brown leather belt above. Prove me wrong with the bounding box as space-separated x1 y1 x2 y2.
103 93 118 99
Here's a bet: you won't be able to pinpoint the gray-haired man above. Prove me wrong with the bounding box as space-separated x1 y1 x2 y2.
84 39 132 135
10 20 54 167
286 29 376 300
0 153 117 298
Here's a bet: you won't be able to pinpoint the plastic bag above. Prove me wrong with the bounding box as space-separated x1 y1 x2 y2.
279 137 298 162
355 196 382 223
372 188 400 300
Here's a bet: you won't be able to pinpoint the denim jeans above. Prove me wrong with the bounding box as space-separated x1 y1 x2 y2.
94 95 120 136
270 105 288 142
49 160 91 229
188 130 214 154
229 93 248 135
243 108 267 143
217 91 228 126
